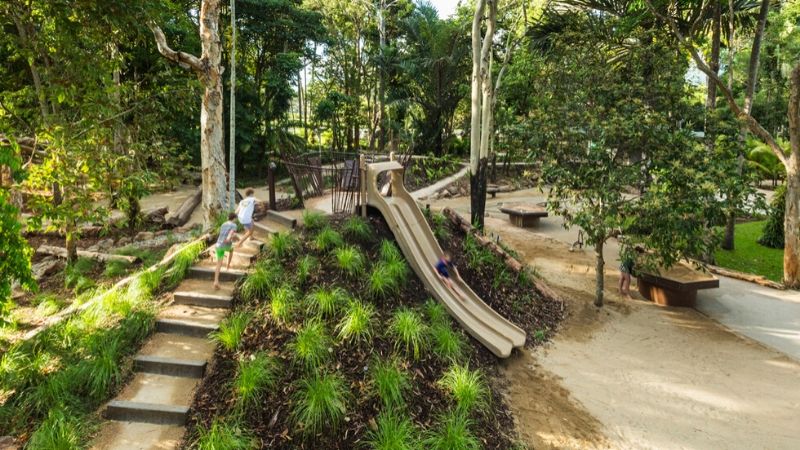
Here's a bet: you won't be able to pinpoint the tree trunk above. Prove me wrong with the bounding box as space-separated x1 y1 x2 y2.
785 66 800 288
470 158 488 228
722 213 736 250
65 227 77 264
594 240 604 307
706 0 721 113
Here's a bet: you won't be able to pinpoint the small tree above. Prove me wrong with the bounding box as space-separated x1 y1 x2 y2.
759 185 786 249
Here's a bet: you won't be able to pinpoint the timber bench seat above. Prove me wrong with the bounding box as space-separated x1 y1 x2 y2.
637 262 719 307
486 184 512 198
499 203 549 227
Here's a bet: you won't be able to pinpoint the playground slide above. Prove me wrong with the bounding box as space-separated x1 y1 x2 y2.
365 161 526 358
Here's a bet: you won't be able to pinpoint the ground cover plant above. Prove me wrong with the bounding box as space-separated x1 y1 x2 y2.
185 213 564 449
715 221 784 282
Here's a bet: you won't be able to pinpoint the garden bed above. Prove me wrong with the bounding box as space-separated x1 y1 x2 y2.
184 210 563 449
403 156 463 193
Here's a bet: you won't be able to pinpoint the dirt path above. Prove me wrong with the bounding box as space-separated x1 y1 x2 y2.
469 214 800 449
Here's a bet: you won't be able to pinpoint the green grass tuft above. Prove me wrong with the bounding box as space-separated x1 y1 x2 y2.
306 287 346 319
103 259 133 278
423 299 449 327
423 410 481 450
212 312 252 352
269 285 296 324
335 246 366 277
302 210 329 232
431 324 466 364
365 410 419 450
315 227 345 252
27 408 85 450
336 299 375 343
269 232 300 259
195 417 257 450
714 220 784 282
438 365 487 413
241 261 282 302
296 255 319 285
389 308 428 360
290 319 331 370
234 352 281 412
342 216 374 242
379 240 403 264
292 372 348 436
370 357 409 409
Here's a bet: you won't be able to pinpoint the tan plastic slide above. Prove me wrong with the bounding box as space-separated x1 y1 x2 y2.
365 161 526 358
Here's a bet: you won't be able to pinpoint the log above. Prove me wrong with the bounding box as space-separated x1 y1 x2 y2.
143 206 169 225
706 264 785 290
36 245 140 264
166 187 202 227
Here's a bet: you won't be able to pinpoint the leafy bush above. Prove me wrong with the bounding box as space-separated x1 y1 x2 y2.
370 357 409 409
423 411 480 450
195 417 257 450
431 324 465 363
389 308 427 359
758 185 785 249
302 210 329 232
315 226 345 252
234 352 281 412
269 285 296 324
305 287 346 318
292 372 348 436
296 255 319 285
365 410 418 450
212 312 253 352
241 262 282 302
336 299 375 343
335 246 366 277
342 216 374 242
438 366 487 413
290 319 331 370
270 232 299 259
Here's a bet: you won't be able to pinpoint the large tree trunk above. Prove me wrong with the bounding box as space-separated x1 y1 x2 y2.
594 240 604 307
470 158 488 227
785 66 800 288
706 0 721 113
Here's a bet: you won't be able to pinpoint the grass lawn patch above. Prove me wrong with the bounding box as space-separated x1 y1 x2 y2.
714 221 784 282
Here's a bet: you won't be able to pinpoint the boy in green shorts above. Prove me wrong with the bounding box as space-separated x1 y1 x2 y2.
214 212 239 289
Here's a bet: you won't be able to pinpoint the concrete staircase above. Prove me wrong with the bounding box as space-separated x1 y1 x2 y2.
91 233 264 450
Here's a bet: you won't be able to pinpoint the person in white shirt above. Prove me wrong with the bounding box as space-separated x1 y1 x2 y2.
235 188 257 248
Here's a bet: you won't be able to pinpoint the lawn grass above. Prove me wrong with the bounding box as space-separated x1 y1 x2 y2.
714 221 784 282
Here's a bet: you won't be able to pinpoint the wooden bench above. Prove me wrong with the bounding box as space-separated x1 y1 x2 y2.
486 184 512 198
636 262 719 307
499 203 548 227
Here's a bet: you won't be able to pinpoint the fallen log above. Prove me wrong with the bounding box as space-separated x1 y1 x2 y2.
166 187 202 227
36 245 140 264
142 206 169 225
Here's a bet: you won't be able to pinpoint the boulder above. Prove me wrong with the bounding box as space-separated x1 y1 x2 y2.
96 238 115 250
117 236 132 247
134 231 155 241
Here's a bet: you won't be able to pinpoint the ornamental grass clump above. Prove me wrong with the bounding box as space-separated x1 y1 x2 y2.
389 308 427 360
302 210 329 232
370 357 409 409
27 408 85 450
269 231 299 259
296 255 319 285
233 352 281 412
378 240 403 263
305 287 346 318
365 410 419 450
195 417 257 450
423 298 448 327
241 261 282 302
336 299 375 343
422 410 480 450
342 215 374 242
212 312 252 352
290 319 331 370
431 324 465 364
315 226 345 252
269 285 296 324
438 365 487 413
335 246 366 277
292 372 348 436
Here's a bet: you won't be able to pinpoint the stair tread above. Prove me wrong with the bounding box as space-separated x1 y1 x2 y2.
137 333 214 363
158 304 226 327
91 420 185 450
115 373 198 407
173 278 234 298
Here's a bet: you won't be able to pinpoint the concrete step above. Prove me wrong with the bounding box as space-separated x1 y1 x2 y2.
235 235 265 251
155 318 217 338
188 265 247 282
266 210 297 229
104 401 189 425
156 304 226 337
91 420 184 450
173 278 234 308
133 355 206 378
138 333 215 362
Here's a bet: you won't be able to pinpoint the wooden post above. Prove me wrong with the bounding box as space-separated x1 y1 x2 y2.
359 154 367 218
267 162 276 210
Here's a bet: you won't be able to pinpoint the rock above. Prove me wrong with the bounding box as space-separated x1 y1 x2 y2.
117 236 132 246
96 238 115 250
86 244 100 252
0 436 18 450
155 230 170 237
31 257 63 281
447 186 459 196
134 231 154 241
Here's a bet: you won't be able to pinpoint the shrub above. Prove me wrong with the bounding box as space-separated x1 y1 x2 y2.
270 232 299 259
234 352 281 412
370 357 409 409
270 286 296 324
212 312 252 352
389 308 427 360
758 184 785 248
290 319 331 370
306 287 346 318
335 246 366 277
195 417 257 450
302 210 329 232
296 255 319 285
431 324 465 364
438 365 487 413
342 216 373 242
315 227 345 252
292 372 348 436
241 262 282 302
336 299 375 343
365 410 418 450
423 299 448 327
379 240 403 263
422 411 480 450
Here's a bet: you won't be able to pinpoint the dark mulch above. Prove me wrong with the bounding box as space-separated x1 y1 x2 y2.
185 211 563 449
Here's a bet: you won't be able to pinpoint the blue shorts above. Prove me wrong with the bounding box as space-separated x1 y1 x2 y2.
242 222 253 231
436 262 450 278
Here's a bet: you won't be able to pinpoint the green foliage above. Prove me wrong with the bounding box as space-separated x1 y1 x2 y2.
368 261 407 298
431 324 465 363
379 240 403 264
161 240 206 290
195 417 257 450
365 410 419 450
422 411 481 450
715 221 784 282
315 226 345 252
290 319 331 370
336 299 375 343
83 337 125 400
438 366 487 413
296 255 319 285
335 246 366 277
114 246 165 269
389 308 428 360
103 259 133 278
234 352 281 412
64 258 97 294
758 186 786 249
27 408 85 450
302 210 329 232
269 285 296 324
292 372 348 436
270 232 300 259
241 261 283 302
306 287 346 318
342 216 374 242
33 294 65 317
423 299 448 327
212 312 253 352
370 357 410 409
430 212 451 242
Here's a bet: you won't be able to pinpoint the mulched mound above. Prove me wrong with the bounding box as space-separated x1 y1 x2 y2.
184 211 563 449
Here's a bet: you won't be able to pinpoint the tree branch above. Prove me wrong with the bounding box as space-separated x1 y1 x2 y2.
148 22 203 73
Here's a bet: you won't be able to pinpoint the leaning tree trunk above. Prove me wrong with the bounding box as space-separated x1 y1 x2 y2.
785 66 800 288
594 241 604 307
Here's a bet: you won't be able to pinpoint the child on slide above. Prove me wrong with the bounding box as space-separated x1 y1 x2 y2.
214 213 238 289
235 188 257 248
435 253 462 298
